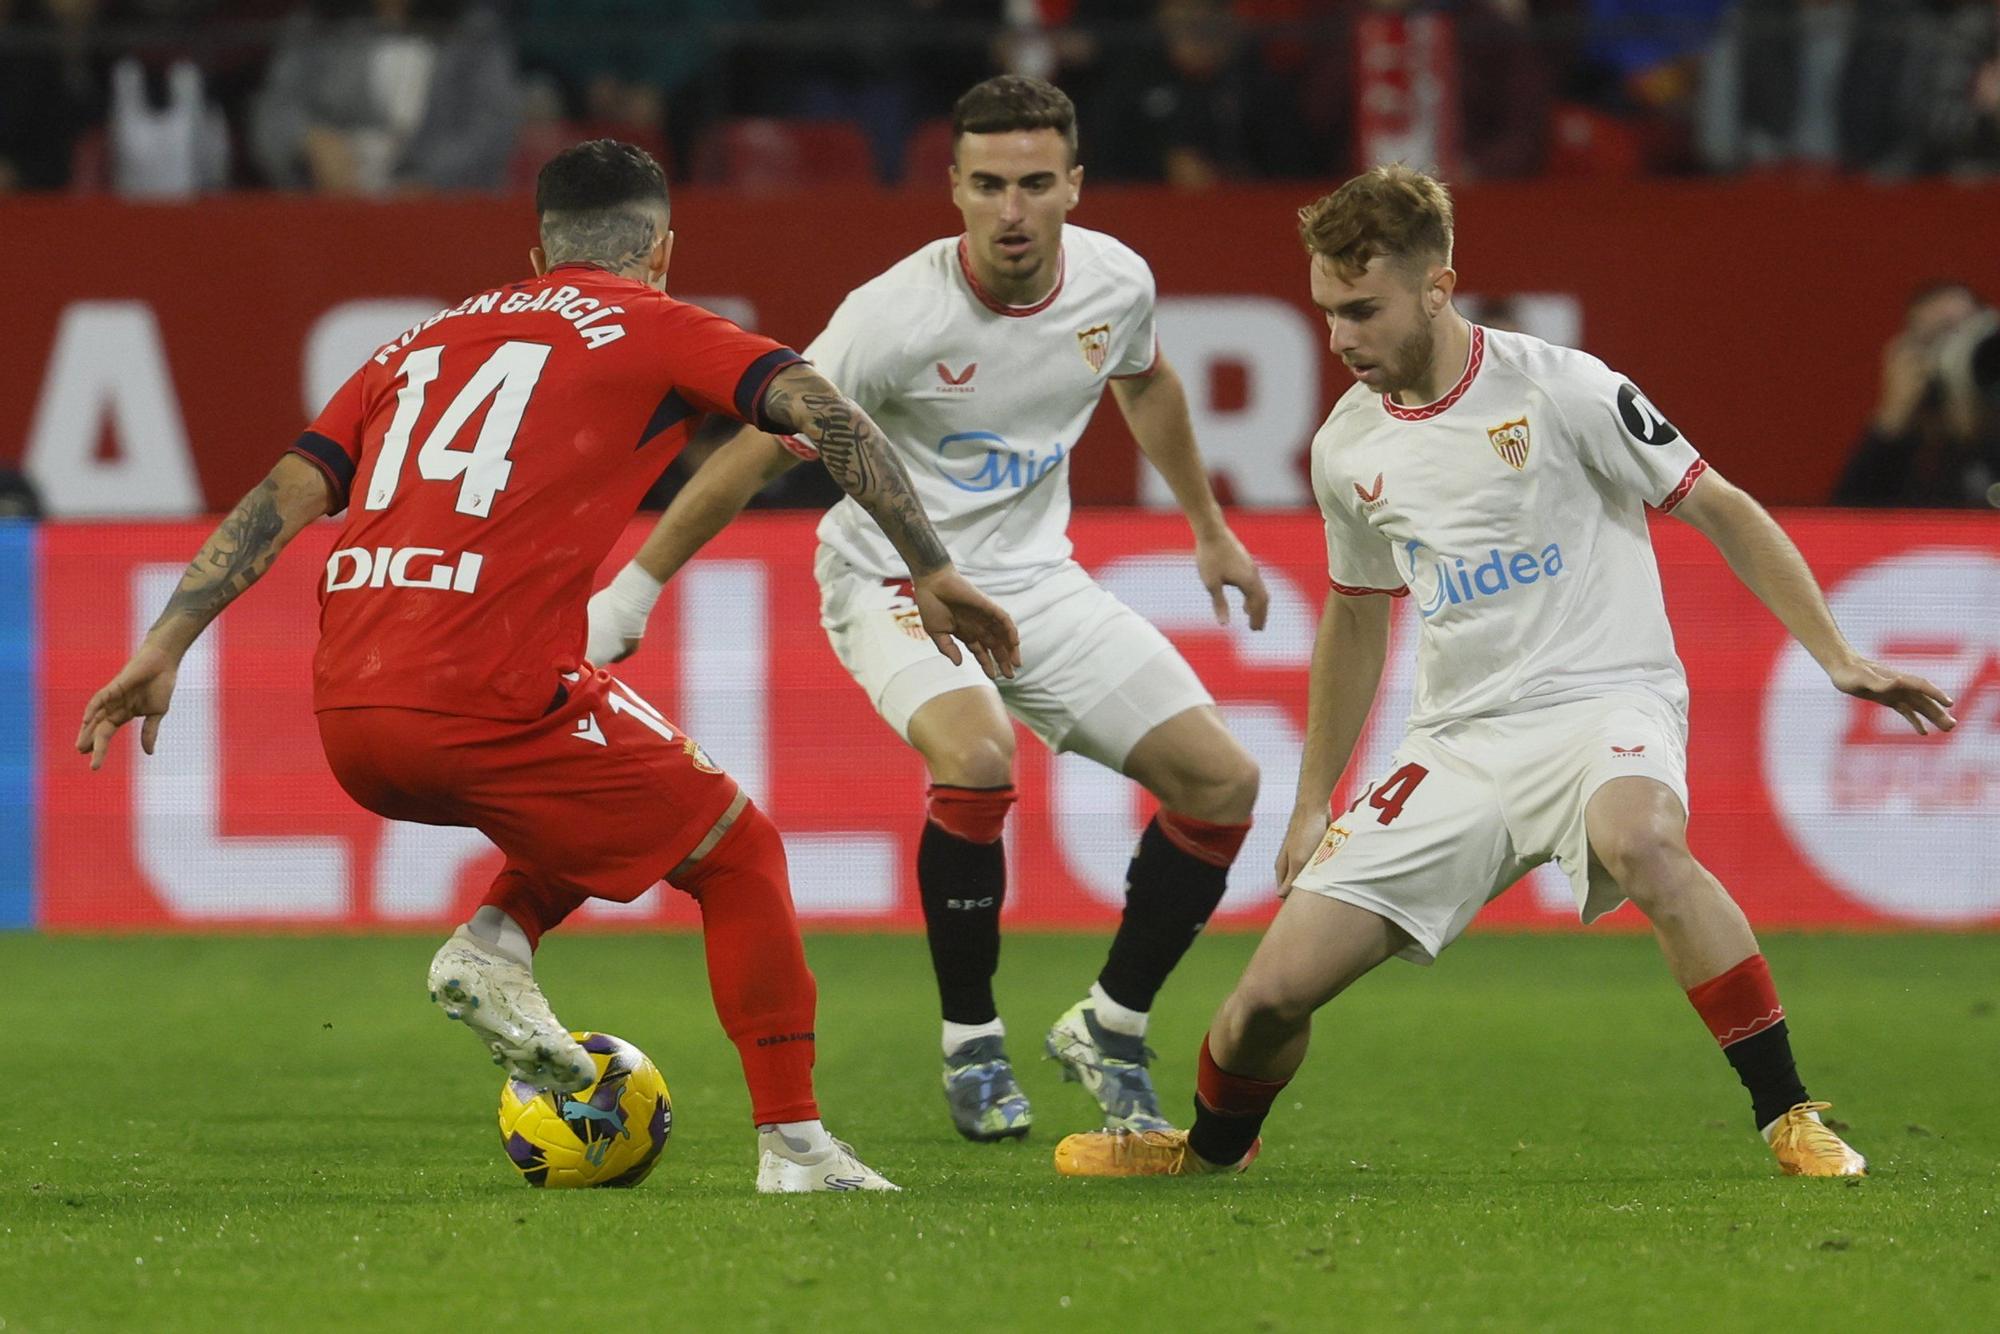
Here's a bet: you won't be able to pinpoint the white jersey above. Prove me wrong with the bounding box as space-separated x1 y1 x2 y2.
1311 325 1707 733
806 224 1159 593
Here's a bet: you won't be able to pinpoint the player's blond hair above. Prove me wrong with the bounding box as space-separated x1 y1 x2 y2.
1297 165 1454 281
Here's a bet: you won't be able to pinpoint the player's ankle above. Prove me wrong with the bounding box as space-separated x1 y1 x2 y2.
758 1118 835 1156
465 906 533 967
1087 981 1148 1037
942 1017 1005 1055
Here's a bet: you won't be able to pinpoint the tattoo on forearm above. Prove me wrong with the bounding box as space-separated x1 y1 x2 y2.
151 478 289 635
765 372 950 576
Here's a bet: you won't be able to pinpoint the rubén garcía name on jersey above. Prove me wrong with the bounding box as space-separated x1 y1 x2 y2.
290 264 801 721
1312 325 1709 733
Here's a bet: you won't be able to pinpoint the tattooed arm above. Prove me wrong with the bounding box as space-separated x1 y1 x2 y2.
77 453 332 768
759 362 952 577
758 363 1019 677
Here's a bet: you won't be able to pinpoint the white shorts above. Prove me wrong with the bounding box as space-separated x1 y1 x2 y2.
815 548 1214 770
1290 692 1689 964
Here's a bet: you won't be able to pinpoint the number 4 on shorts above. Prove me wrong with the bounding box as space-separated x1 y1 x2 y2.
1346 762 1430 827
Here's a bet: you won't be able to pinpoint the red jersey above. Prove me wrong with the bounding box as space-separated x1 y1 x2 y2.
289 264 800 721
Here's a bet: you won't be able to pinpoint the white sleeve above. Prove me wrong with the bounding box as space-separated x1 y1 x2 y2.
1107 257 1160 379
800 287 903 416
1553 355 1708 511
1312 441 1407 596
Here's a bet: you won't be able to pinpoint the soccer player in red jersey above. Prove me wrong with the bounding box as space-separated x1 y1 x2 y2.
76 141 1020 1193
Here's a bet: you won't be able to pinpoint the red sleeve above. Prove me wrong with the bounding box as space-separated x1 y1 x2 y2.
655 301 804 433
288 364 368 513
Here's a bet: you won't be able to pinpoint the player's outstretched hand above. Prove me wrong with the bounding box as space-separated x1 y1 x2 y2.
913 569 1021 680
76 643 180 771
585 565 665 665
585 587 641 664
1273 807 1331 899
1197 530 1270 631
1829 656 1957 735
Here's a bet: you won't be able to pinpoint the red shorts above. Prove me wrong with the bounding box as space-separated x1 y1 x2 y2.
317 668 740 903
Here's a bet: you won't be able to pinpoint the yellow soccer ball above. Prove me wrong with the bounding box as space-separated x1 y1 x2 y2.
497 1032 672 1188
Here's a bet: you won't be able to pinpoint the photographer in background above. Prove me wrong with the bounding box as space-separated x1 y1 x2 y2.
1835 280 2000 508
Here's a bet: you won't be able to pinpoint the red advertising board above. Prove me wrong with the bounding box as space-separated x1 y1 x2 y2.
37 510 2000 932
4 181 1999 515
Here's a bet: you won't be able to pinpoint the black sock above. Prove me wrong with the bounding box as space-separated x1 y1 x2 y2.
1724 1020 1809 1129
1188 1037 1284 1166
916 818 1006 1026
1096 816 1231 1014
1188 1098 1267 1167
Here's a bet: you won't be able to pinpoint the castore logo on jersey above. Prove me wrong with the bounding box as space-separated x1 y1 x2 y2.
934 431 1067 493
1403 538 1567 619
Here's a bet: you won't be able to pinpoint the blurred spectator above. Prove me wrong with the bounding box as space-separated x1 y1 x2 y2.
251 0 520 194
1840 0 1999 175
1576 0 1731 168
1090 0 1308 186
0 0 105 192
106 57 233 196
1699 0 1850 171
516 0 732 154
745 0 1004 182
1835 281 2000 507
1296 0 1553 181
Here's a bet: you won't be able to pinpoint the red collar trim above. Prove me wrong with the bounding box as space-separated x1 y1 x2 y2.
956 235 1065 317
1383 325 1485 422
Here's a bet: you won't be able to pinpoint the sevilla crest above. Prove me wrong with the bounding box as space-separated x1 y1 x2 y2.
1487 417 1531 471
1076 323 1111 373
1308 824 1351 867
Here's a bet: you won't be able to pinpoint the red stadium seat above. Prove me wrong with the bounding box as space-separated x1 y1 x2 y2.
1545 104 1644 180
694 118 875 190
900 117 957 186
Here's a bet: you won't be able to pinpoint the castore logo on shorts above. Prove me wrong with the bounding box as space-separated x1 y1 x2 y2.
1404 538 1567 619
934 431 1067 493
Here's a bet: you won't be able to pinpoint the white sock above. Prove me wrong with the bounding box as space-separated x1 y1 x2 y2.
758 1118 834 1156
1088 982 1148 1037
466 906 532 968
942 1018 1006 1056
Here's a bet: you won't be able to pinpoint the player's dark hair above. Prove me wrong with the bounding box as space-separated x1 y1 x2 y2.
1298 164 1455 283
952 76 1078 165
534 140 671 269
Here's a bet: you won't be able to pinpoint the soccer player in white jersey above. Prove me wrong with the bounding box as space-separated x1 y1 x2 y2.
1054 165 1958 1181
587 77 1269 1142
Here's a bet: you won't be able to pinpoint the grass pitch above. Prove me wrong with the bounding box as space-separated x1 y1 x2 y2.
1 931 1993 1332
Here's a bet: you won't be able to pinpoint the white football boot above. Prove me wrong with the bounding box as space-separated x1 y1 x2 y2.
426 925 594 1093
755 1126 901 1193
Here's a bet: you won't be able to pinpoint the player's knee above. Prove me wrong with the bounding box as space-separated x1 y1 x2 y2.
1597 828 1694 906
1152 744 1260 824
1227 978 1315 1038
921 729 1015 789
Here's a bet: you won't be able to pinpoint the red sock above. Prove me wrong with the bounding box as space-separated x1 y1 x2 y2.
1157 809 1252 868
480 864 587 950
1188 1034 1288 1165
669 802 820 1126
1195 1034 1289 1115
1685 953 1785 1047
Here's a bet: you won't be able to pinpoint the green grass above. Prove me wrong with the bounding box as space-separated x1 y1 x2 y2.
0 932 1994 1332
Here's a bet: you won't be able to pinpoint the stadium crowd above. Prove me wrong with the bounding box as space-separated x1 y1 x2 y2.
1 1 1997 197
